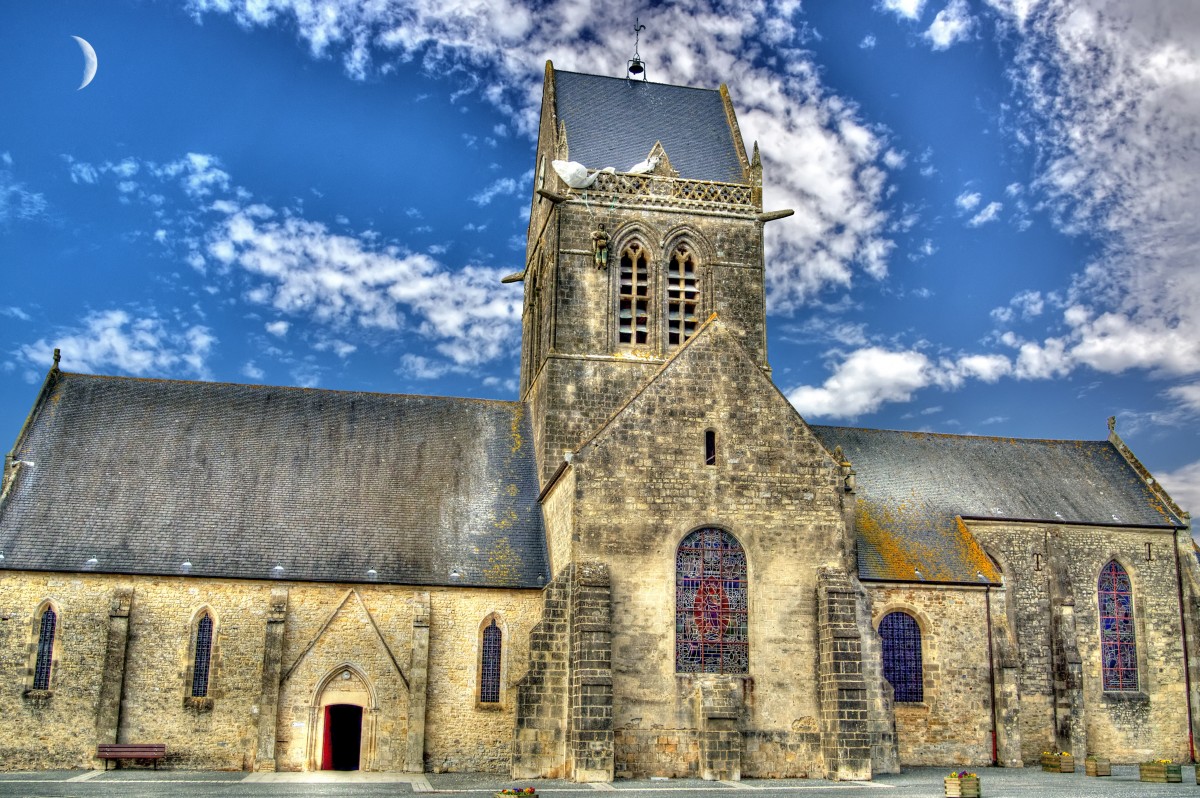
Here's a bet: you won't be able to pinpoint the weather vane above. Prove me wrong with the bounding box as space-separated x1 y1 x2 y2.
627 18 647 81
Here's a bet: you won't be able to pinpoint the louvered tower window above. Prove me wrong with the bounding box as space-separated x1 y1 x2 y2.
1099 560 1138 690
666 244 699 347
480 618 502 703
676 528 748 673
191 612 214 698
618 242 649 344
880 611 923 702
33 607 56 690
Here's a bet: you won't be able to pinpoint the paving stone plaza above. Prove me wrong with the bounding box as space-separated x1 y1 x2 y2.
0 767 1198 797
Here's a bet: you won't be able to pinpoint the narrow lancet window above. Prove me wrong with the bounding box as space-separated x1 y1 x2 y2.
676 528 748 673
33 607 56 690
666 244 699 347
618 242 650 344
191 612 214 698
1099 560 1138 690
705 429 716 466
480 618 502 703
880 611 923 702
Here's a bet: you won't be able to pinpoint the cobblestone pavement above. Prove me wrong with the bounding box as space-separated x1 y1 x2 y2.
0 766 1194 797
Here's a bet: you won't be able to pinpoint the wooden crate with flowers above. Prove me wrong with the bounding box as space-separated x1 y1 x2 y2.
1085 755 1111 776
496 789 538 798
1040 751 1074 773
1139 760 1182 783
944 770 980 797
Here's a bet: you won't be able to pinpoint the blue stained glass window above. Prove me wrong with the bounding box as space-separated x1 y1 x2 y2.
33 607 56 690
880 611 923 702
481 619 502 703
1099 560 1137 691
191 613 213 698
676 528 748 673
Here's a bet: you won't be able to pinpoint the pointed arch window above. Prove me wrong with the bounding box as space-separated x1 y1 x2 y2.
1099 560 1138 691
33 606 57 691
480 618 502 703
618 242 650 345
676 527 748 673
191 612 214 698
879 611 923 702
666 244 700 347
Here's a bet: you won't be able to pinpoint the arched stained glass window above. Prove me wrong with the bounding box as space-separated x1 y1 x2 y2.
880 611 923 702
1099 560 1138 691
191 612 214 698
480 618 502 703
33 607 56 690
676 528 747 673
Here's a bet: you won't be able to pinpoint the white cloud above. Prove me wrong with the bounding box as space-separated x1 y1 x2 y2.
991 0 1200 380
1166 382 1200 413
1156 459 1200 517
314 337 357 359
265 320 290 337
882 149 906 169
184 0 897 314
860 34 878 49
1 307 31 321
955 190 981 211
242 361 266 380
880 0 927 20
0 171 47 222
925 0 975 50
967 201 1002 226
471 176 518 206
788 347 931 418
16 309 214 379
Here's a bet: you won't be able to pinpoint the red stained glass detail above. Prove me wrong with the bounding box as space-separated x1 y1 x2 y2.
676 528 747 673
1099 560 1137 691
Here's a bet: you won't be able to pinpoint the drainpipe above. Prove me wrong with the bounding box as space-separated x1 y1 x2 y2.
985 584 999 766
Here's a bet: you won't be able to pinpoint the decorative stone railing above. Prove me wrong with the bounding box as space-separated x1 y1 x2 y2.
577 172 757 212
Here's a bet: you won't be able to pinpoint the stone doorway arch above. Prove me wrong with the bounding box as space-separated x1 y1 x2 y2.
306 664 379 771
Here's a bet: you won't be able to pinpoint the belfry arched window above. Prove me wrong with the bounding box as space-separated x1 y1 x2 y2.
618 242 650 345
191 611 214 698
666 244 700 347
480 617 502 703
879 611 923 702
33 605 57 691
676 527 747 673
1099 560 1138 690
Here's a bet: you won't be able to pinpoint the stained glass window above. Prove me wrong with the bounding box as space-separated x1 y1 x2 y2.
676 528 748 673
480 618 502 703
33 607 56 690
880 611 923 702
191 612 214 698
1099 560 1138 691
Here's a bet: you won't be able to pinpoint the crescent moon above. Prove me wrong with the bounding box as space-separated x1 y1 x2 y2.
72 35 98 90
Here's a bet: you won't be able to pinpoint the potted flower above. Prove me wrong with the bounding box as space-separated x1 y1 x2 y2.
1040 750 1074 773
944 770 980 798
496 788 538 798
1085 755 1111 776
1140 759 1182 783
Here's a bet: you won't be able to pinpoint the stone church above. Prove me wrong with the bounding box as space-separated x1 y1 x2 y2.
0 61 1195 780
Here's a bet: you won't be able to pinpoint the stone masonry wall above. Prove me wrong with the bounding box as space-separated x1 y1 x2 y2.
971 522 1190 764
866 584 995 766
0 571 540 772
569 322 853 779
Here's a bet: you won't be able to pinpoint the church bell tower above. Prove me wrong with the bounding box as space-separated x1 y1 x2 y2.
519 61 784 483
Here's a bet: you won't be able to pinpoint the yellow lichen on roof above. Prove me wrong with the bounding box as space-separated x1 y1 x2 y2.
857 497 1001 583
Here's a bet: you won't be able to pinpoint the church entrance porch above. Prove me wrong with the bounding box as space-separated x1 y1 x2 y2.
322 704 363 771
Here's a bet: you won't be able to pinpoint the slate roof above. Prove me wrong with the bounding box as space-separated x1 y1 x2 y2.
554 69 746 184
810 426 1184 584
0 372 548 588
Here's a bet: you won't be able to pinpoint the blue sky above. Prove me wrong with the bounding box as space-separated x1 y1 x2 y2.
1 0 1198 516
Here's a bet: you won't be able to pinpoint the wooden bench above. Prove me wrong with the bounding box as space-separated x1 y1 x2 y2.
96 743 166 770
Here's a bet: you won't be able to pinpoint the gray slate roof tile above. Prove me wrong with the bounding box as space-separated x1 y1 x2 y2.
810 426 1182 584
554 70 746 183
0 373 548 588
